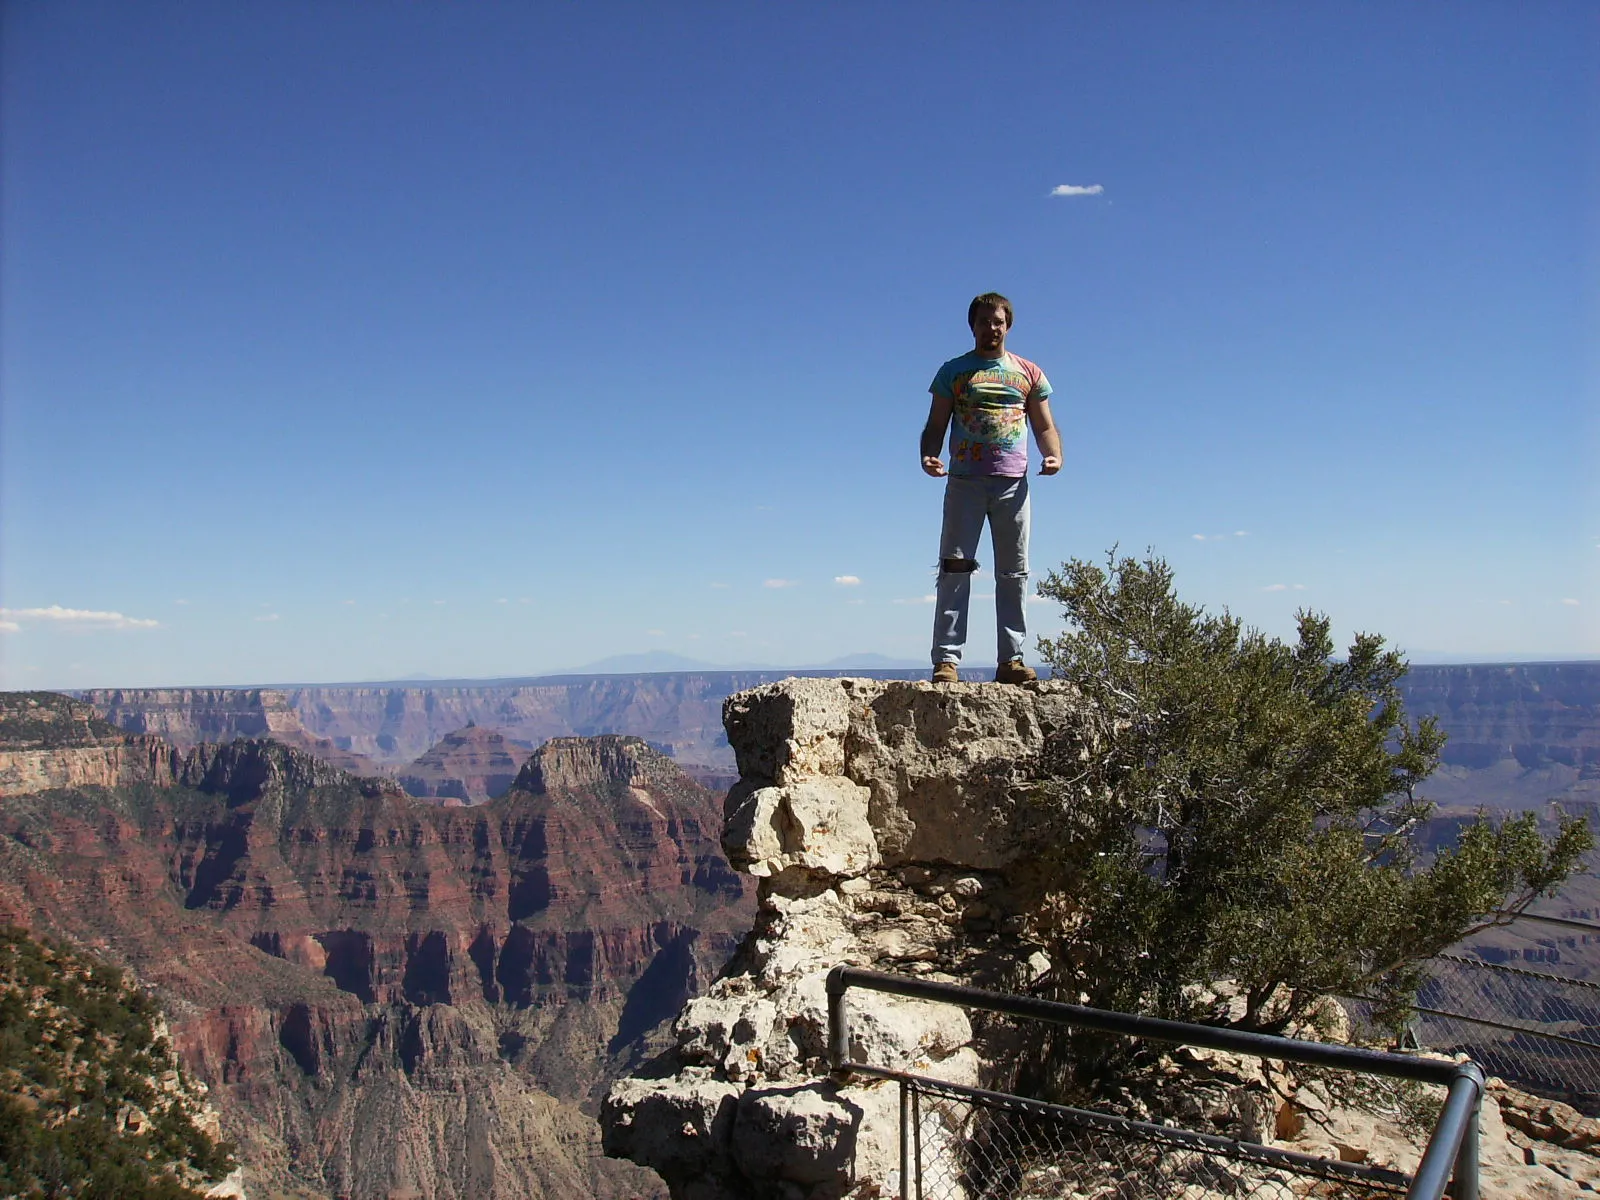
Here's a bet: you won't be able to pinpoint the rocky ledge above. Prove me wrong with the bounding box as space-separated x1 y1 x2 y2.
601 677 1598 1200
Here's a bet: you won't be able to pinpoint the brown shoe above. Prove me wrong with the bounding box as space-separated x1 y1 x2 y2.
994 659 1036 685
932 662 959 684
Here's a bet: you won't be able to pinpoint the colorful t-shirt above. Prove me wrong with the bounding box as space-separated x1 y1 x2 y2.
930 351 1052 476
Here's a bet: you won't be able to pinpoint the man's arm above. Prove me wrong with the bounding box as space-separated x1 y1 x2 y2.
920 393 954 476
1027 395 1062 475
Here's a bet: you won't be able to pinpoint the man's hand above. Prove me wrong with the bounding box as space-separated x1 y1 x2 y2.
1039 455 1061 476
922 455 947 477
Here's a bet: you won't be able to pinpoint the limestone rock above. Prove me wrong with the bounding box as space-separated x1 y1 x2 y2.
605 677 1600 1200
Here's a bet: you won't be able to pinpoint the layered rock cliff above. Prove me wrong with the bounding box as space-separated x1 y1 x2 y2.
0 696 755 1199
84 662 1600 804
601 677 1597 1200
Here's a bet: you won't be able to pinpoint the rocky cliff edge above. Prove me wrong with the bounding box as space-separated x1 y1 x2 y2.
601 677 1598 1200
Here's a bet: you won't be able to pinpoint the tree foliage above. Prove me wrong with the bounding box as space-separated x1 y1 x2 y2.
0 927 235 1200
1019 553 1592 1051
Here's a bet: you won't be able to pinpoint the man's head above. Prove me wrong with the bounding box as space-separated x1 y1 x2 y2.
968 292 1013 357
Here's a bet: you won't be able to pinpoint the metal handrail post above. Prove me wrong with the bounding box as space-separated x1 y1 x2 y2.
899 1078 911 1200
827 964 850 1071
1405 1063 1483 1200
1454 1089 1481 1200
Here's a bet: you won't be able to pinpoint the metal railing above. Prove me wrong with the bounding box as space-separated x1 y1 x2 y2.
1344 911 1600 1114
828 966 1484 1200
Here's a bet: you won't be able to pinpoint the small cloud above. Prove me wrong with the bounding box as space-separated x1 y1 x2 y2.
1561 598 1581 607
688 633 702 640
0 606 159 631
0 620 19 634
1499 600 1513 606
343 599 357 606
893 595 937 606
1234 531 1249 538
709 582 729 590
432 599 446 606
495 597 509 605
834 575 862 586
174 598 189 606
1192 533 1210 541
1050 184 1104 197
1262 584 1307 593
764 579 798 589
647 628 666 636
255 613 280 622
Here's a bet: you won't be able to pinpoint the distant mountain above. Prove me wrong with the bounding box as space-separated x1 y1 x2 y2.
563 650 731 674
810 652 927 669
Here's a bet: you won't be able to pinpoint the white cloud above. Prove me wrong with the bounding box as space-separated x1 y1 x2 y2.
174 598 189 606
1499 600 1513 606
893 595 936 606
0 621 19 634
1262 584 1307 592
647 628 665 636
1562 598 1581 607
1235 530 1250 538
495 598 508 605
1194 531 1249 542
1193 534 1210 541
343 599 357 606
763 579 798 589
709 582 729 590
255 613 280 623
0 606 159 630
1050 184 1104 197
834 575 862 586
432 599 446 606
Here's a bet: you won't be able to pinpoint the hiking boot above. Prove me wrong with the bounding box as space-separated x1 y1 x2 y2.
932 662 959 684
994 659 1036 685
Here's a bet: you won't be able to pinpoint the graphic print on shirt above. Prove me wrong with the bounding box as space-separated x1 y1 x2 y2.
931 352 1051 477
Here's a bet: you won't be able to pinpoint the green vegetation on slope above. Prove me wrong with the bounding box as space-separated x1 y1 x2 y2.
1017 553 1592 1088
0 926 234 1200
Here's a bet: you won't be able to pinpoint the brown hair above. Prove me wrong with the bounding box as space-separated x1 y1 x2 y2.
968 292 1014 330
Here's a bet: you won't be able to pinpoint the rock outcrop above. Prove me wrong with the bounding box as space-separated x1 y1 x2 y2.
601 677 1600 1200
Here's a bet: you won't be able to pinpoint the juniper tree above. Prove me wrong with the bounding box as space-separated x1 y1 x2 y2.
1018 553 1591 1050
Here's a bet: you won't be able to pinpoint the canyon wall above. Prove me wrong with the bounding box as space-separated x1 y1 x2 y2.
82 663 1600 807
0 693 755 1199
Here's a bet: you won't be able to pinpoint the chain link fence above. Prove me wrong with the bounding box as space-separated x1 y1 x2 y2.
902 1075 1410 1200
1342 915 1600 1114
830 967 1483 1200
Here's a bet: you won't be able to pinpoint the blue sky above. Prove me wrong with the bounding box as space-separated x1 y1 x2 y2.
2 2 1596 688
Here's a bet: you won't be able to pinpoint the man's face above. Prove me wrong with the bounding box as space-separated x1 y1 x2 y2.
971 304 1009 356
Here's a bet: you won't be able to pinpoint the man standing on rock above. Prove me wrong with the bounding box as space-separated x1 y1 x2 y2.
920 292 1062 684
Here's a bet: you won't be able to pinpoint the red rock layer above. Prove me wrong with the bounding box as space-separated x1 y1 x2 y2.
0 728 749 1199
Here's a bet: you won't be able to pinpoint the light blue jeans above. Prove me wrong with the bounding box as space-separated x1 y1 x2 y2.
932 474 1030 665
